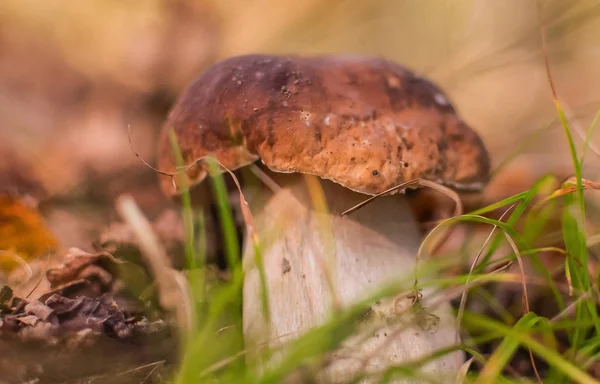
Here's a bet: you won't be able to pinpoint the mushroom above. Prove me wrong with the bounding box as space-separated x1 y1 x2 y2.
157 54 491 382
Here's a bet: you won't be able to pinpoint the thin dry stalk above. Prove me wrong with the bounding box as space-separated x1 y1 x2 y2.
342 178 463 277
0 250 33 287
249 164 282 194
116 194 192 333
456 206 515 342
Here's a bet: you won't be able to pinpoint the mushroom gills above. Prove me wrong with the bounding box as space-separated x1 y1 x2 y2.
242 175 463 383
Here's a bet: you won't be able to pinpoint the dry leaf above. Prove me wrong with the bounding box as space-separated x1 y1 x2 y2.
0 194 58 272
542 176 600 203
46 247 121 289
16 315 40 326
24 300 55 322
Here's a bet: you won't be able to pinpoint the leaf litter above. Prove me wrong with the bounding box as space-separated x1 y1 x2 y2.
0 203 185 383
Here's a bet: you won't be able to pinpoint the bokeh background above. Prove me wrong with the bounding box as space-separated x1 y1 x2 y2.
1 0 600 251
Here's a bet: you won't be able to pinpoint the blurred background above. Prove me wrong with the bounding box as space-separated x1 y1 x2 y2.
1 0 600 251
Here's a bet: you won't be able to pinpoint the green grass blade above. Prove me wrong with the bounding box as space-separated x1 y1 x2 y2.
463 312 597 384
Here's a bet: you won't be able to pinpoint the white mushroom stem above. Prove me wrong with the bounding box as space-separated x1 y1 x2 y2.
242 175 463 383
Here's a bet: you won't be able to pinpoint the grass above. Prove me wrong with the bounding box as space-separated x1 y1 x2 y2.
148 33 600 383
3 2 600 383
152 102 600 383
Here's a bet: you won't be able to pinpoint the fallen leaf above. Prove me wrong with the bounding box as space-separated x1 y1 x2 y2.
0 194 58 272
16 314 40 326
2 289 169 342
542 176 600 203
46 247 122 289
24 300 55 322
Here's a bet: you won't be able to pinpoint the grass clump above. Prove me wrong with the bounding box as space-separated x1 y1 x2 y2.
157 40 600 382
159 104 600 383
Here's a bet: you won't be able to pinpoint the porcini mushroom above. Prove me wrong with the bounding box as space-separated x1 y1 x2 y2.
157 54 490 382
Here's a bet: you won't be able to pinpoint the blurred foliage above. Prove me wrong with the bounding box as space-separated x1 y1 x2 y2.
0 195 57 271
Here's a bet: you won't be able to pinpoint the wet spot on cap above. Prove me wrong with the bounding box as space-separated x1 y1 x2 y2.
386 74 401 88
434 93 449 106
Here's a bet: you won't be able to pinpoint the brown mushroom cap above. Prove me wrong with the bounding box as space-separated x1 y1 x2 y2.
157 54 490 197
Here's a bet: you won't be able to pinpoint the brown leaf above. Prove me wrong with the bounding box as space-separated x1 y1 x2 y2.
16 314 40 326
542 176 600 203
46 247 122 289
38 279 90 302
24 300 55 322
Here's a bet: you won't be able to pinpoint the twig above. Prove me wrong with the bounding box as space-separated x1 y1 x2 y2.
342 178 463 257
